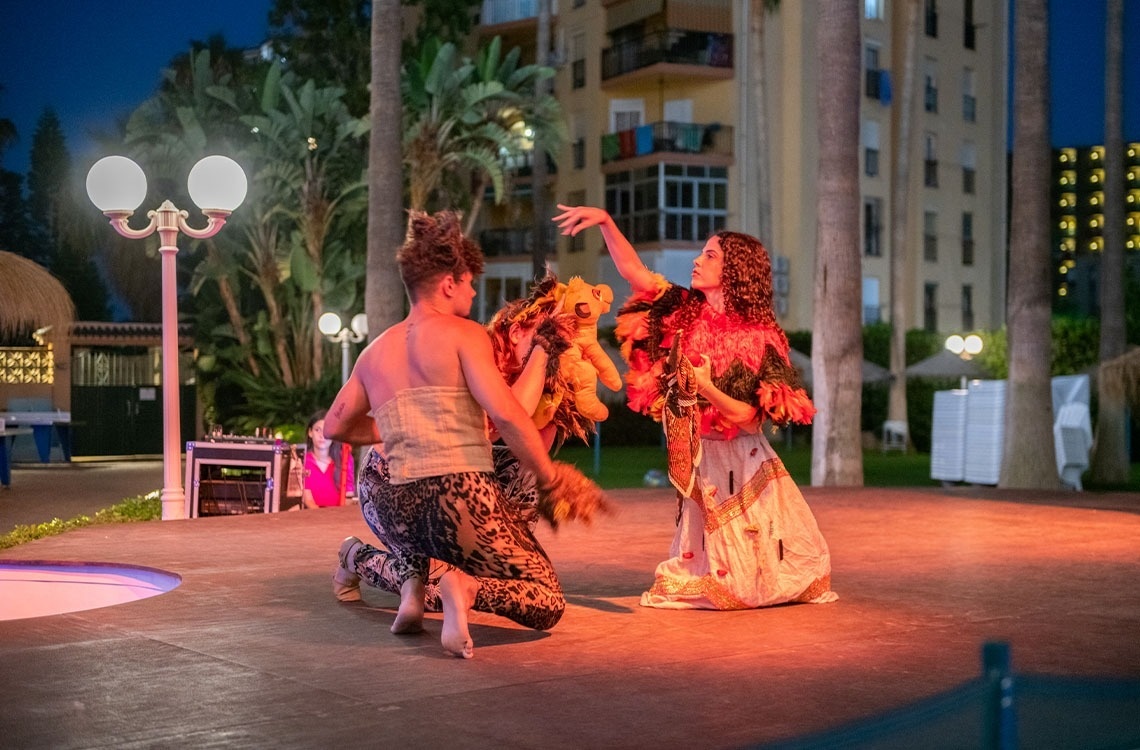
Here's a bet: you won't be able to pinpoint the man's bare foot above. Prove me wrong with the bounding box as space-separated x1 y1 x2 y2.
391 577 425 634
439 569 478 659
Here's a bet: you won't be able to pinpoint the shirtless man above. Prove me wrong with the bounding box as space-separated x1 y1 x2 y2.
324 211 593 658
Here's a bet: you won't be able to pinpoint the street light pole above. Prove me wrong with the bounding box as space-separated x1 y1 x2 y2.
318 311 368 506
319 312 368 384
87 155 247 520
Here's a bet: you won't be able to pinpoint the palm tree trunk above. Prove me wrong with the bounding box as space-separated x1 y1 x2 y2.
1088 0 1129 484
531 0 552 281
464 174 488 237
205 242 259 377
1000 0 1058 489
749 0 775 243
810 0 864 487
366 0 408 337
887 0 920 445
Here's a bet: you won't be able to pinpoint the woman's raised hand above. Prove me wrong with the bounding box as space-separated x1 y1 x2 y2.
553 204 610 236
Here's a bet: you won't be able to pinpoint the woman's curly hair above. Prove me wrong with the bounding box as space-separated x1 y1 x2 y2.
396 210 485 299
715 230 776 326
643 230 781 360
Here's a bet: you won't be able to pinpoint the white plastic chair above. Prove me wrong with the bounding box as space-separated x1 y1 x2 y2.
882 420 908 452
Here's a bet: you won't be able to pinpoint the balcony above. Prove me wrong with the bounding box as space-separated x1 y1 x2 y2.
500 149 557 180
479 226 557 258
479 0 558 27
600 121 733 166
601 30 733 85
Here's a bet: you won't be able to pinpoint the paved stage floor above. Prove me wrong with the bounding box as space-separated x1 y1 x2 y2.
1 483 1138 748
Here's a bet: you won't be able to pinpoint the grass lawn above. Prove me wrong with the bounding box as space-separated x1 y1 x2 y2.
558 442 1140 491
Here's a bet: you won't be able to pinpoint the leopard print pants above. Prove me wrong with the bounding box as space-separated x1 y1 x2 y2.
354 447 563 631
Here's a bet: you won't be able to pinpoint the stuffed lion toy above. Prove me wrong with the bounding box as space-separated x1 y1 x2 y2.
553 277 623 422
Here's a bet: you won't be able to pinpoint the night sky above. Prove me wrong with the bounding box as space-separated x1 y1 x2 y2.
1 0 1137 178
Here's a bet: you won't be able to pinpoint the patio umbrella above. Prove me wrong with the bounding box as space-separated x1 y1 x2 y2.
905 348 990 379
0 251 75 340
789 349 892 390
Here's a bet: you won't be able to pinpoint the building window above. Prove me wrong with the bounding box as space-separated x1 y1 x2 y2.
862 120 881 177
865 0 884 20
571 33 586 89
865 147 880 177
863 277 881 324
964 0 976 49
961 285 974 330
962 68 976 122
961 141 976 194
924 282 938 332
606 164 728 244
924 210 938 261
865 44 883 100
864 197 883 256
924 133 939 188
924 58 938 113
925 0 938 38
961 212 974 265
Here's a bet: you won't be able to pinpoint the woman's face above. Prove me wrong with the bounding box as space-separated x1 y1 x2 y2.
308 419 331 451
451 271 477 317
691 236 724 293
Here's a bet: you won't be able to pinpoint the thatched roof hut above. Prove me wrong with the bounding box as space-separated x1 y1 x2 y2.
1100 347 1140 407
0 251 75 341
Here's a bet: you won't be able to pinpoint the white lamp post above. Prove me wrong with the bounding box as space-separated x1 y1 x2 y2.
87 155 247 520
945 333 984 389
318 312 368 384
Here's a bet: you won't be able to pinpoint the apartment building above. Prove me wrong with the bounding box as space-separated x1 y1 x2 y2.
1051 143 1140 317
472 0 1008 335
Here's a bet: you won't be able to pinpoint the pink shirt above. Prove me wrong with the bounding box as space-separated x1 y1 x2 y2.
304 451 355 507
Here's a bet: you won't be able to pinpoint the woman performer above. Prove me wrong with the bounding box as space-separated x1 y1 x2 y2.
553 205 836 610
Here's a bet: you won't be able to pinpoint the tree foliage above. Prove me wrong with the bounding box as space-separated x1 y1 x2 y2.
402 35 563 227
124 46 368 430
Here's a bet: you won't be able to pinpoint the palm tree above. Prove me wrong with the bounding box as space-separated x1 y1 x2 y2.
810 0 864 486
366 0 406 337
1088 0 1129 484
749 0 779 243
124 48 260 371
402 39 510 214
241 75 369 383
402 37 563 227
886 0 921 447
531 0 552 280
1000 0 1058 489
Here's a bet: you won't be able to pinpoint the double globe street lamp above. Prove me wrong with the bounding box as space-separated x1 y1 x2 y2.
86 155 247 520
318 312 369 384
945 333 984 389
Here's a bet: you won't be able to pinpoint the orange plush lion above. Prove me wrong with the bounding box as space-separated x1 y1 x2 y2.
552 277 623 422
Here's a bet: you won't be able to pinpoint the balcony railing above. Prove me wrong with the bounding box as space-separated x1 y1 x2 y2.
600 121 733 165
500 149 557 178
479 226 557 258
602 30 733 80
479 0 558 26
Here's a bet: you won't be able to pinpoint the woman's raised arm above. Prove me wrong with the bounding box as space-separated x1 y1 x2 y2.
553 205 657 295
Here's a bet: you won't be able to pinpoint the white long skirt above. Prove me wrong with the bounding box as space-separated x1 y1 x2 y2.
640 432 836 610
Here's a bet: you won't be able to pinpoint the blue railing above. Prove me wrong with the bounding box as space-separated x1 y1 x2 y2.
759 642 1140 749
600 121 732 165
